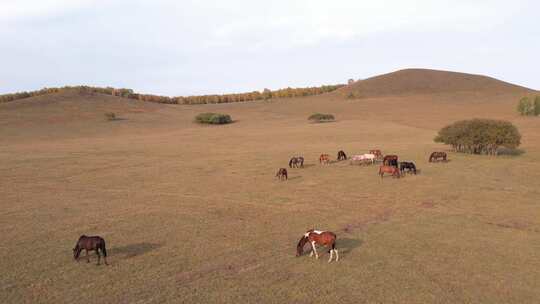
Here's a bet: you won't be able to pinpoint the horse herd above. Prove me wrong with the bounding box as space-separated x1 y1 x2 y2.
73 151 448 266
276 150 448 180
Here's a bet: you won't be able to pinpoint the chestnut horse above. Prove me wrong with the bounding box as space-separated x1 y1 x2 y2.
379 165 400 178
319 154 330 164
369 149 382 159
73 235 108 265
296 229 338 262
289 156 304 168
337 150 347 161
276 168 288 180
383 155 398 166
429 152 447 162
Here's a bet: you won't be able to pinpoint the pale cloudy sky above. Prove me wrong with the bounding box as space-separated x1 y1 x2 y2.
0 0 538 95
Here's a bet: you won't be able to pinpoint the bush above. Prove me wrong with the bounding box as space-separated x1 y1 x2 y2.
104 112 117 121
434 118 521 155
517 97 536 116
308 113 335 123
535 96 540 116
195 112 232 124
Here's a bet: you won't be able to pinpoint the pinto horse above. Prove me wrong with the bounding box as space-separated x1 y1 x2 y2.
296 229 338 262
429 152 447 162
276 168 288 180
383 155 398 166
73 235 108 265
319 154 330 164
400 161 417 174
337 150 347 161
369 149 382 159
379 165 400 178
289 156 304 168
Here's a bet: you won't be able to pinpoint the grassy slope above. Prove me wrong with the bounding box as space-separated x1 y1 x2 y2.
1 71 539 303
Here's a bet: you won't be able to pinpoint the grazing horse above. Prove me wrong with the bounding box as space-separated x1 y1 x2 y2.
383 155 398 166
73 235 108 265
387 158 398 168
350 154 376 165
429 152 447 162
319 154 330 164
400 161 417 174
337 150 347 161
369 149 382 159
276 168 288 180
289 156 304 168
296 229 338 263
379 165 400 178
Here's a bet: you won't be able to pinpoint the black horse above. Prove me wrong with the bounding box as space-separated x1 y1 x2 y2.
73 235 108 265
399 162 417 175
289 156 304 168
337 150 347 161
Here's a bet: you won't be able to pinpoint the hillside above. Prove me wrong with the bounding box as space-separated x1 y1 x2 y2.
340 68 534 98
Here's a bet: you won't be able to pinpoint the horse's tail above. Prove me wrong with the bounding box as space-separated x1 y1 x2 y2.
101 239 108 257
289 158 293 168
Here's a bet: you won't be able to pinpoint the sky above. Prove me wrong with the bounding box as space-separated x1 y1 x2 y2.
0 0 538 96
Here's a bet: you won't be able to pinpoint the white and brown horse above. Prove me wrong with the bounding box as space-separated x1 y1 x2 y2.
296 229 339 262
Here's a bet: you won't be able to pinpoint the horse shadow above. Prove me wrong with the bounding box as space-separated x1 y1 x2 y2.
111 242 162 259
338 238 363 255
288 176 302 180
498 148 525 156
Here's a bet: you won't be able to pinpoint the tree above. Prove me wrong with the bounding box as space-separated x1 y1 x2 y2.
535 96 540 116
517 97 535 116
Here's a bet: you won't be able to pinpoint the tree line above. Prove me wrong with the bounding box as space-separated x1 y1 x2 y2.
0 84 345 105
434 118 521 155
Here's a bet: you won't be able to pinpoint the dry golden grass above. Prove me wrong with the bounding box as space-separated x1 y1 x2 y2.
1 71 540 303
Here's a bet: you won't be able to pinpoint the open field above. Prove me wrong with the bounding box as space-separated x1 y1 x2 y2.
1 70 540 303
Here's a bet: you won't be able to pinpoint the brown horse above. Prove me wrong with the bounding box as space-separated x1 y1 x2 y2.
379 165 400 178
383 154 398 166
73 235 108 265
276 168 288 180
369 149 382 159
337 150 347 161
429 152 447 162
319 154 330 164
296 229 338 262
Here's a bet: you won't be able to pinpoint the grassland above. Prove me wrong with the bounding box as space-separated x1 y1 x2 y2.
1 70 539 303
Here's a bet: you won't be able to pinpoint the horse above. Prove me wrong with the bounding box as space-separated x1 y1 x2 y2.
337 150 347 161
319 154 330 164
400 161 417 174
73 235 108 265
296 229 338 263
379 165 400 178
289 156 304 168
276 168 288 180
387 158 398 168
350 154 376 165
383 155 398 166
369 149 382 159
429 152 447 162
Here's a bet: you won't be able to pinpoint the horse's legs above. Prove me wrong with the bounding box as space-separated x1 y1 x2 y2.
335 249 339 262
328 249 333 263
310 241 319 259
96 249 101 266
85 249 90 263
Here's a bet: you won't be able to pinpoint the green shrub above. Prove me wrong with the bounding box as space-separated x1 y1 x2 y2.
535 96 540 116
104 112 117 121
517 97 535 116
308 113 335 123
434 118 521 155
195 112 232 124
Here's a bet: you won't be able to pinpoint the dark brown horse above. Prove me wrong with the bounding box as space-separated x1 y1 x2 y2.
400 161 417 174
379 165 400 178
319 154 330 164
429 152 447 162
337 150 347 161
369 149 382 159
73 235 108 265
276 168 288 180
296 229 338 262
383 155 398 166
289 156 304 168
